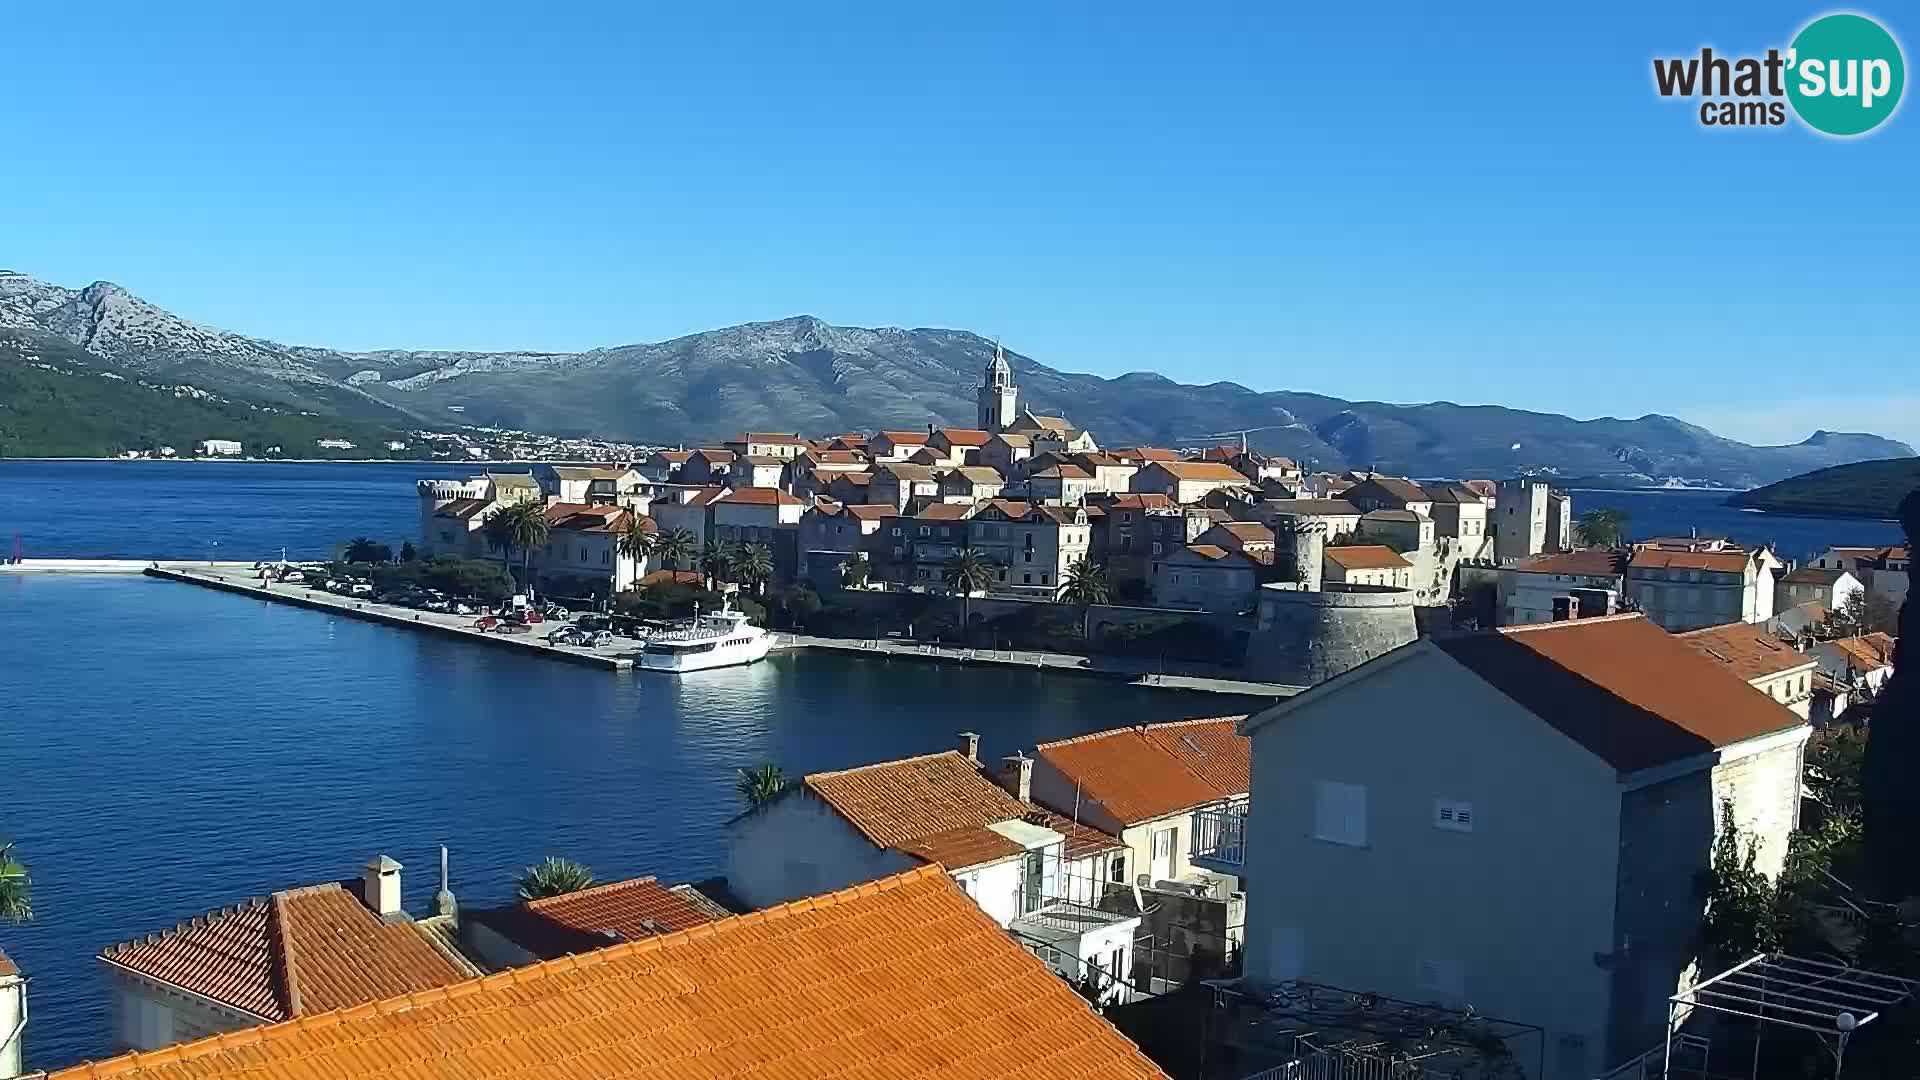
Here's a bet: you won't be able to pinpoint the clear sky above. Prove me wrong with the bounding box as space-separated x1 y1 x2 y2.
4 2 1915 448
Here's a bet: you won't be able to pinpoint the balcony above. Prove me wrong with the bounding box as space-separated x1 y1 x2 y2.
1190 802 1248 869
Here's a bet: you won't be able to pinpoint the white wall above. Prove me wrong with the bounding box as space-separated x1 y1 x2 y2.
110 971 258 1053
952 855 1030 928
0 972 21 1079
1241 647 1623 1080
726 792 918 911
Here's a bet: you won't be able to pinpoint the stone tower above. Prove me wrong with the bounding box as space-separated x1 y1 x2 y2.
976 342 1018 431
1283 519 1327 592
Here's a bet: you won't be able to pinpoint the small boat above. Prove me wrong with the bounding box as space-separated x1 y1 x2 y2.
637 600 772 673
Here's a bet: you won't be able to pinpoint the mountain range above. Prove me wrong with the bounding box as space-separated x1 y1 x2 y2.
1 271 1910 487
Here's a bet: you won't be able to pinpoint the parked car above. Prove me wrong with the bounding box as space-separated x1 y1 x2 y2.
576 615 612 633
585 629 614 647
452 602 476 615
547 627 584 646
496 622 532 635
473 615 500 631
349 583 375 597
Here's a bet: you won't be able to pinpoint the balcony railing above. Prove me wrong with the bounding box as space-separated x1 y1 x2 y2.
1191 802 1248 868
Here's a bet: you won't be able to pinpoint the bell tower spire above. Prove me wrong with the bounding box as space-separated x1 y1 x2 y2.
977 340 1018 431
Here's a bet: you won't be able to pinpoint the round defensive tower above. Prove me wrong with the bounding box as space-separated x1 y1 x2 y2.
1244 582 1417 687
1279 518 1326 592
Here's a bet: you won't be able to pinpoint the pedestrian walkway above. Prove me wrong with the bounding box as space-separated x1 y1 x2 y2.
778 633 1300 697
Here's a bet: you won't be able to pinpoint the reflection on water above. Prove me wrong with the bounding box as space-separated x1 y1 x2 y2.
0 575 1246 1068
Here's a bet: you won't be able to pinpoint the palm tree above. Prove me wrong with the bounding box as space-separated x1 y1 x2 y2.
618 516 657 573
655 528 697 573
1061 557 1110 641
736 764 785 809
484 501 552 597
1575 507 1629 548
0 843 30 924
943 549 997 641
515 856 594 901
700 540 738 590
735 543 774 597
343 537 389 564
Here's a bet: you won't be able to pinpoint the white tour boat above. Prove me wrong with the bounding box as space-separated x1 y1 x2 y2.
637 600 773 673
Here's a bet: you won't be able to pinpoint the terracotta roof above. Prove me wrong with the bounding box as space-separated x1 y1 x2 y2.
718 486 806 506
1032 464 1093 479
1073 453 1126 468
1096 493 1178 511
99 881 471 1023
1826 633 1896 671
471 876 724 960
1150 461 1247 483
486 473 540 490
61 868 1169 1080
1324 544 1411 570
737 454 787 466
652 450 694 464
1216 522 1275 544
804 751 1031 855
1630 548 1751 574
690 448 736 463
915 503 976 522
733 432 805 444
807 450 867 465
945 466 1005 485
988 432 1033 448
1261 498 1361 517
1679 622 1817 684
1421 482 1484 504
845 504 896 521
894 825 1027 868
0 945 14 978
908 447 944 464
545 503 633 533
549 466 634 481
1013 412 1075 434
1781 567 1851 586
1114 447 1180 461
935 427 993 446
875 430 929 445
434 497 492 521
1462 480 1498 498
1431 614 1806 773
1184 544 1232 560
1347 477 1431 505
832 471 874 486
1035 717 1250 826
1513 549 1625 576
877 461 937 482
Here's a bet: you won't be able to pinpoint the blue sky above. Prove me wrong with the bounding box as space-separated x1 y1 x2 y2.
4 2 1914 447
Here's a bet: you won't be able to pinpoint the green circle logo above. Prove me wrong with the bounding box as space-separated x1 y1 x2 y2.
1787 13 1905 136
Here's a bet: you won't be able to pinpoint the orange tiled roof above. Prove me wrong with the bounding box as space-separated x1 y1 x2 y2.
1151 461 1247 483
804 751 1030 853
718 486 805 506
0 945 15 978
1630 548 1751 574
1432 615 1806 773
54 868 1169 1080
1035 717 1250 826
1324 544 1411 570
472 876 724 960
875 429 929 445
935 427 993 446
1679 622 1818 684
1514 549 1625 576
99 882 471 1023
1828 632 1896 671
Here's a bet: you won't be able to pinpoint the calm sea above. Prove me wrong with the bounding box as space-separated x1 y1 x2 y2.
1565 488 1904 562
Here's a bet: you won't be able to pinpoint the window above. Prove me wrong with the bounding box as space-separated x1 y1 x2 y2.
601 550 610 565
1151 541 1163 555
1023 573 1032 584
1313 780 1368 846
1040 573 1049 585
1434 800 1474 832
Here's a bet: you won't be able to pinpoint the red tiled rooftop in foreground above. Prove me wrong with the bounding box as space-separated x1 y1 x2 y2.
472 876 725 960
1035 717 1250 826
54 867 1170 1080
98 882 472 1023
1678 621 1817 684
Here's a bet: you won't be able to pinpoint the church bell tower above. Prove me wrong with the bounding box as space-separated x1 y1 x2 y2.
977 342 1018 431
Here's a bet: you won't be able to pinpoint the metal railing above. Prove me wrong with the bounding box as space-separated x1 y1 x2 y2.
1191 802 1249 867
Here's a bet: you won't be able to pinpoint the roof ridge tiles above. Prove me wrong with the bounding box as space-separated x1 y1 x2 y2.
803 747 965 780
1493 611 1647 636
266 891 305 1018
525 873 662 908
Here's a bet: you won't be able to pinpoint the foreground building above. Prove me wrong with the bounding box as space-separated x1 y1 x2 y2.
726 743 1139 988
54 868 1169 1080
97 856 475 1053
1236 614 1809 1080
463 875 728 969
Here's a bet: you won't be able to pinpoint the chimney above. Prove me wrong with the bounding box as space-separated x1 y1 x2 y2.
363 855 403 920
958 731 980 764
433 844 457 920
0 946 23 1080
1001 753 1033 803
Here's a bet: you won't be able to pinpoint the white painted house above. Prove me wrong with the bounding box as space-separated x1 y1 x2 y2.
726 741 1140 997
1235 614 1810 1080
1775 566 1863 617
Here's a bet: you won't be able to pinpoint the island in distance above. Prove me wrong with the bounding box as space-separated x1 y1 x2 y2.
1730 457 1920 520
0 270 1910 487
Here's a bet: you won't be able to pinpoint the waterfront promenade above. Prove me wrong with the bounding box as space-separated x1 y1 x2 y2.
7 559 1295 695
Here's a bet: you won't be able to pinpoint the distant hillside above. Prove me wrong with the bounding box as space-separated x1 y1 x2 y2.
1729 458 1920 520
1 271 1912 484
0 334 421 459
